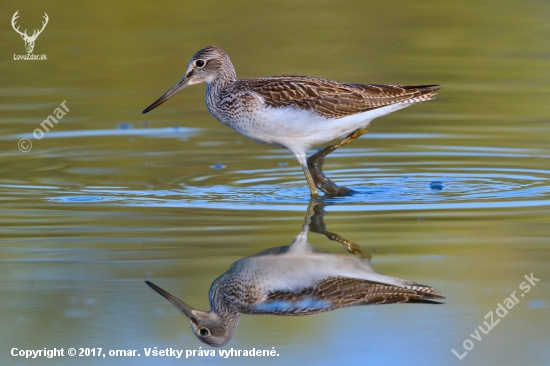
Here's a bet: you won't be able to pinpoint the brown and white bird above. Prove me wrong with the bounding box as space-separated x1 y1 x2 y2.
146 203 444 347
143 46 441 198
146 233 443 347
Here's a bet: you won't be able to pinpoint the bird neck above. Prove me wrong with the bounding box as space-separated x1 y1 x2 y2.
207 71 236 95
208 274 241 319
206 79 226 102
206 56 237 92
205 68 237 123
206 302 240 337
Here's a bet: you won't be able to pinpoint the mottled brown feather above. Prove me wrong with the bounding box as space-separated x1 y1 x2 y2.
237 76 442 119
250 277 444 315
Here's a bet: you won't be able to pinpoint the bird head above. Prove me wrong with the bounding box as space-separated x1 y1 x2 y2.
142 46 235 113
145 281 238 347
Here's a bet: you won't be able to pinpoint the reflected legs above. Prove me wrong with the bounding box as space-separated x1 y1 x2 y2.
308 201 371 260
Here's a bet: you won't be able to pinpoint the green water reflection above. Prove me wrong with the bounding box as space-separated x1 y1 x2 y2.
145 202 445 348
1 0 549 365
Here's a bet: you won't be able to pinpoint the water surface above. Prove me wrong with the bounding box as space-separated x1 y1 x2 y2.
1 0 549 365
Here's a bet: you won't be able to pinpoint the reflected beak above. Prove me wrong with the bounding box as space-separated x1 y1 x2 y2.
142 76 190 114
145 281 197 320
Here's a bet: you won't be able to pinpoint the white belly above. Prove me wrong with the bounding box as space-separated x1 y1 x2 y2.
233 252 415 295
229 103 410 154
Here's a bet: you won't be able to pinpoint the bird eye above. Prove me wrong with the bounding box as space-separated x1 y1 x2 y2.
199 328 209 336
195 60 205 68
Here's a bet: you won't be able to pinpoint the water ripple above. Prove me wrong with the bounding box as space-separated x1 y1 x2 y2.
45 167 550 211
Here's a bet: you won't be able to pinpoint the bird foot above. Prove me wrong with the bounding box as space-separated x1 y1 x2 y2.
325 231 369 258
317 179 356 197
307 153 356 197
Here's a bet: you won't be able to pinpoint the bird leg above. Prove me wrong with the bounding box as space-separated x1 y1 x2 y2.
296 154 320 199
307 201 371 260
307 125 370 196
324 231 370 259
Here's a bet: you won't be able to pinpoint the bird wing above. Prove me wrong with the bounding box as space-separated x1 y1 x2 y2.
243 76 441 119
250 276 444 316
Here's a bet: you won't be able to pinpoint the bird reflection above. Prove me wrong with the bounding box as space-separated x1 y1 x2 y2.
146 202 444 347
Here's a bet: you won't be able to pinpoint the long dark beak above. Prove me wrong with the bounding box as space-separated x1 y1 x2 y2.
142 76 189 114
145 281 197 320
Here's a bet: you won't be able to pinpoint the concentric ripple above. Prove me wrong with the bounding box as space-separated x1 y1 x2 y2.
46 160 550 211
6 126 545 211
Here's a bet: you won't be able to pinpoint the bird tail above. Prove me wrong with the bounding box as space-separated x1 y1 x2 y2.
404 284 446 304
402 84 442 102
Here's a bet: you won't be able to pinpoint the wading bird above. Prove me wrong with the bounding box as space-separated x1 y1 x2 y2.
146 202 444 347
143 46 441 198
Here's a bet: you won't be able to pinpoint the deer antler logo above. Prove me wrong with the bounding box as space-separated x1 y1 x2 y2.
11 11 49 54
